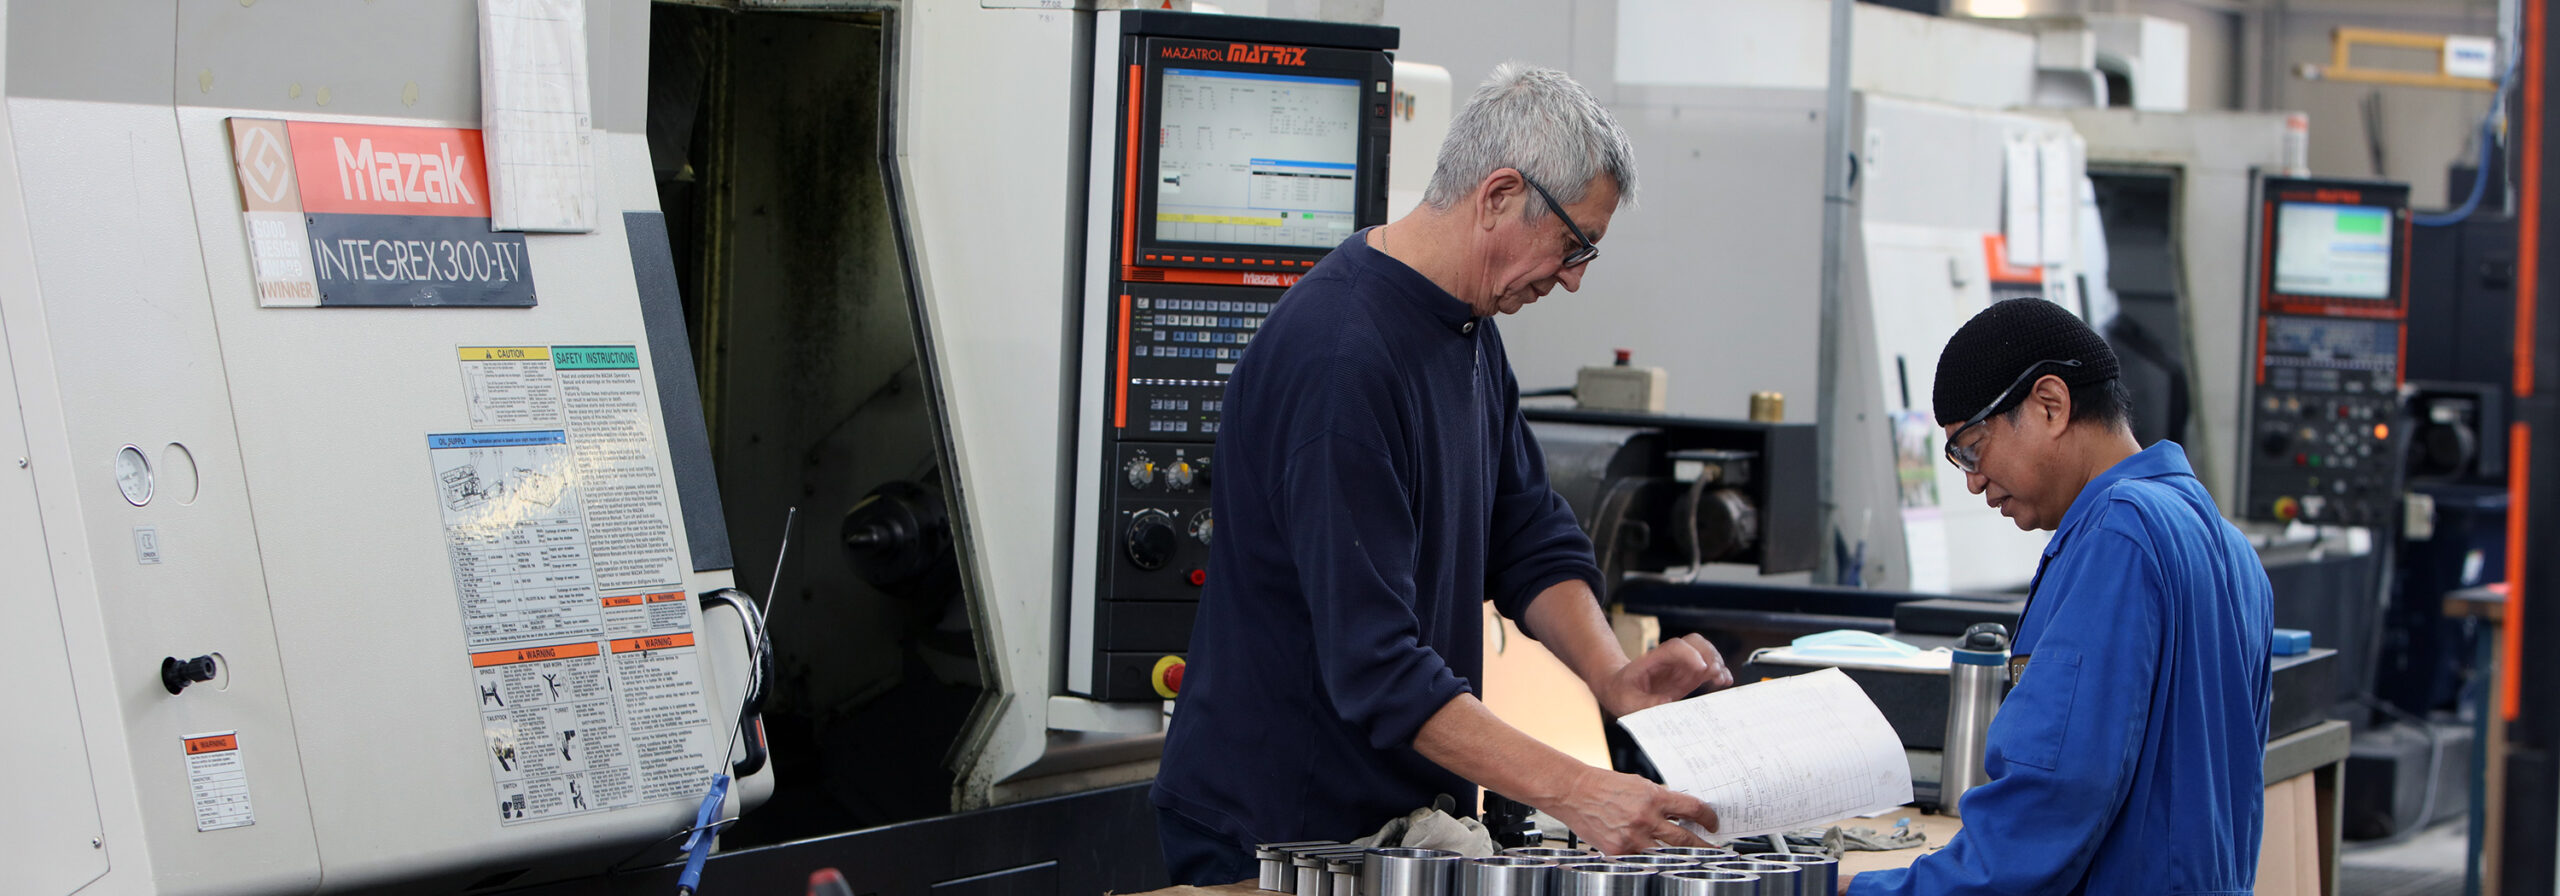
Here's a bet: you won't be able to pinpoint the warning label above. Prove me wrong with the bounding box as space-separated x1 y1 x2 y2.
430 343 712 826
184 732 254 832
460 346 562 429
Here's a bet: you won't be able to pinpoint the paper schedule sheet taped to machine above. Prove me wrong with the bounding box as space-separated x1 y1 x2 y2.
1617 667 1914 841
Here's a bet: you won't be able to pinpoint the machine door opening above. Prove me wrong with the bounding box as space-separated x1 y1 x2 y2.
647 5 978 846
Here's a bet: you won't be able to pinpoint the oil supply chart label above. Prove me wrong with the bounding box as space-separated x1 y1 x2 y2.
429 344 713 826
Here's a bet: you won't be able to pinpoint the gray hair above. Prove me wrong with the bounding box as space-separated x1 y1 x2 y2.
1421 63 1636 219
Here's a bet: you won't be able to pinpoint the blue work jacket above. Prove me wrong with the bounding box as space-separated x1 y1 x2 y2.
1851 441 2274 895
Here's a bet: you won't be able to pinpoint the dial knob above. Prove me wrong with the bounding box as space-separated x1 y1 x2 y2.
1125 510 1178 570
1188 509 1214 545
1125 456 1157 489
1166 459 1197 491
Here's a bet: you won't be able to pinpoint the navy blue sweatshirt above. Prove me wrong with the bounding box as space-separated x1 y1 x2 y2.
1151 228 1604 850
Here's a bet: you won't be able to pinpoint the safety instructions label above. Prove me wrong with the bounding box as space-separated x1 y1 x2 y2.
184 732 254 832
430 343 712 827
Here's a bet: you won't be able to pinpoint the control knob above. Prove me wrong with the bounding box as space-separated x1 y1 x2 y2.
1125 510 1178 570
1166 459 1197 491
1125 455 1157 489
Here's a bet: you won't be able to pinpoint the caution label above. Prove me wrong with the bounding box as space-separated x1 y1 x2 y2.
460 346 561 429
183 732 255 832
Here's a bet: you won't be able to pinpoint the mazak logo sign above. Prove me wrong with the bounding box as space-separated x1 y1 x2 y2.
328 136 480 209
235 124 295 206
226 118 533 308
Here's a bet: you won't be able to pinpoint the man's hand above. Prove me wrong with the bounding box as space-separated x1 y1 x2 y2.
1595 633 1731 718
1543 766 1720 856
1838 871 1857 895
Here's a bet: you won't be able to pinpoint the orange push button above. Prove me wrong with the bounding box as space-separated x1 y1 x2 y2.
1152 655 1187 698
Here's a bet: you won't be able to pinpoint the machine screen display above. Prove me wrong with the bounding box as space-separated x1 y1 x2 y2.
2265 316 2396 367
1154 68 1362 249
2273 201 2395 299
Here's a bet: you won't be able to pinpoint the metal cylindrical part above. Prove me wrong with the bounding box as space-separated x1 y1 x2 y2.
1657 869 1762 896
1259 842 1340 892
1504 846 1601 861
1328 855 1367 896
1458 856 1555 896
1363 847 1462 896
1553 862 1655 896
1294 847 1373 896
1606 855 1699 873
1642 847 1737 862
1749 391 1784 423
1705 862 1797 896
1741 854 1836 896
1942 622 2011 817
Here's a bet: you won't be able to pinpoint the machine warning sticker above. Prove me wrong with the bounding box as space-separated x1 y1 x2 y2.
460 347 563 428
430 350 711 826
184 732 254 832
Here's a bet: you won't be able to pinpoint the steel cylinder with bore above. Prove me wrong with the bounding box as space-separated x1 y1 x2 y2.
1457 855 1555 896
1553 862 1653 896
1363 848 1462 896
1658 869 1762 896
1642 846 1737 862
1740 854 1835 896
1706 861 1797 896
1504 846 1601 861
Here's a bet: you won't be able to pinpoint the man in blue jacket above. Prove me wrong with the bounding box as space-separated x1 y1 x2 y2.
1845 298 2274 895
1151 64 1733 885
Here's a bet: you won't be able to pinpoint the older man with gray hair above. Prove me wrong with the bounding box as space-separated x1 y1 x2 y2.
1150 63 1731 884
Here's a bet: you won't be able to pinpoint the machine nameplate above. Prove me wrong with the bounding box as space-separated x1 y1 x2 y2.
226 118 535 307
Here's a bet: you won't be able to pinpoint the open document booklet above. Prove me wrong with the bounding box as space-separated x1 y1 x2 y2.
1616 667 1916 842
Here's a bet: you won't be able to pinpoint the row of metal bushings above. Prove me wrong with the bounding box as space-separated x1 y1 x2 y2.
1254 843 1840 896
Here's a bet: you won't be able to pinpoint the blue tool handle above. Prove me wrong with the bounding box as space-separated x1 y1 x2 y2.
675 773 732 895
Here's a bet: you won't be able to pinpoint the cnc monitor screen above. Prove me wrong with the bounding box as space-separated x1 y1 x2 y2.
2273 201 2395 299
1153 68 1363 250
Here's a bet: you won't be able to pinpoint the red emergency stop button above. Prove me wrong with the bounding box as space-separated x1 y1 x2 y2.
1152 655 1187 698
1188 568 1207 587
2273 496 2301 522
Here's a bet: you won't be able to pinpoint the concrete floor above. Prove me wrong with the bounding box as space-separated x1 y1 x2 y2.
2340 816 2471 896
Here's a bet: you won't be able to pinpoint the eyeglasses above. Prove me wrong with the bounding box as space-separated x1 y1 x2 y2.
1943 358 2084 474
1517 171 1601 268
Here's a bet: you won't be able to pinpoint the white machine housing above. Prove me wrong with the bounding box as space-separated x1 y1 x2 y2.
2034 107 2304 510
1501 83 2079 593
0 2 767 893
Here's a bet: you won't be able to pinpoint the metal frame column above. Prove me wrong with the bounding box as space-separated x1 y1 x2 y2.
2500 0 2560 890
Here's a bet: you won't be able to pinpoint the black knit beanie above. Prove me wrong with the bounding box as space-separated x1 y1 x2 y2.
1933 298 2120 425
